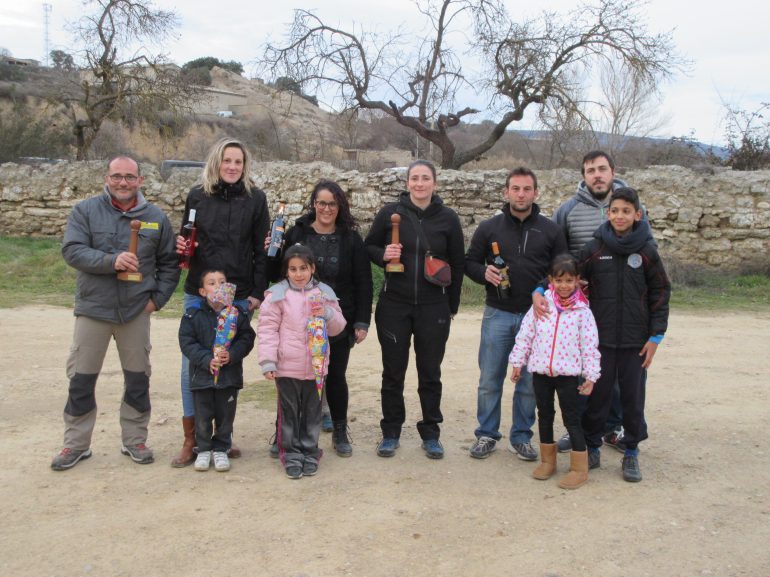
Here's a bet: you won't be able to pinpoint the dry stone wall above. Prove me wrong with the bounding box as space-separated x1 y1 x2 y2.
1 160 769 270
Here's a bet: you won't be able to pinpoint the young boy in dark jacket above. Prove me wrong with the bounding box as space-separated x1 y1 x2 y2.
178 270 256 472
578 187 670 483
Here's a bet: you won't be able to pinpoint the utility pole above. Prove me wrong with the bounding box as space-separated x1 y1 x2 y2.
43 3 52 66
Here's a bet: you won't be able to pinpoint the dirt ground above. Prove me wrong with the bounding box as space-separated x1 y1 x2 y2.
1 306 768 577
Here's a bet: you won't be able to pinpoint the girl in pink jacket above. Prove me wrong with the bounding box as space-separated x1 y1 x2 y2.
258 244 346 479
509 255 600 490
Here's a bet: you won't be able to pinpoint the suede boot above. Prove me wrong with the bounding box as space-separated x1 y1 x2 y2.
532 442 557 480
558 449 589 490
332 420 352 457
171 416 196 468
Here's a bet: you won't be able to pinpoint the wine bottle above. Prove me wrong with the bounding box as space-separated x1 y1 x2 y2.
267 201 286 259
491 241 512 299
178 209 197 269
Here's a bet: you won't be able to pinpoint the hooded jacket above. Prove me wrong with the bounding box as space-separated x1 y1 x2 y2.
181 182 270 302
508 289 601 382
178 301 256 390
465 203 567 314
578 220 671 348
364 192 465 315
552 178 628 256
257 280 346 379
269 213 373 332
62 189 180 324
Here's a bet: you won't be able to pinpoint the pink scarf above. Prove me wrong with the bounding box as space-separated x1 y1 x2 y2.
547 284 588 313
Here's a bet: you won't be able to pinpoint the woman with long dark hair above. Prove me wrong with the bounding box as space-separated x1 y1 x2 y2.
267 179 373 457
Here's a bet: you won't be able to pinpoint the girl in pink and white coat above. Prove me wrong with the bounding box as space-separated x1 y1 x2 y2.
509 254 600 489
258 244 346 480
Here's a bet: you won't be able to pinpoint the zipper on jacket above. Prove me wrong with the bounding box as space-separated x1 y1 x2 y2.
548 311 561 377
413 216 421 305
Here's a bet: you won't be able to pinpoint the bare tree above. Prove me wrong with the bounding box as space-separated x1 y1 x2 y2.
592 55 670 159
58 0 200 160
259 0 683 169
723 101 770 170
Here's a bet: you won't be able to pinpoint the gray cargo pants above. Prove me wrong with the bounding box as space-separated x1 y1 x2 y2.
62 313 152 450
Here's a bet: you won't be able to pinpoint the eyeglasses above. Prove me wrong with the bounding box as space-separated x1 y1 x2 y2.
108 174 139 183
315 200 339 210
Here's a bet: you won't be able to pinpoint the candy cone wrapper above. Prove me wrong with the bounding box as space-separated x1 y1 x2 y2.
210 283 238 384
307 294 329 398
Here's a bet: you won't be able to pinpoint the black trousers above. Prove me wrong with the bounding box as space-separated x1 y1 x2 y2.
277 377 322 468
375 297 451 440
582 346 647 450
325 330 353 422
193 387 238 452
533 374 586 451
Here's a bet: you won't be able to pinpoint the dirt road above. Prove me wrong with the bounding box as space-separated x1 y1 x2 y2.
1 307 767 577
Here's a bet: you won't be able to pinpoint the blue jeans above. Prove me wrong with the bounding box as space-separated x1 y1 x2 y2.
475 306 535 444
180 293 251 417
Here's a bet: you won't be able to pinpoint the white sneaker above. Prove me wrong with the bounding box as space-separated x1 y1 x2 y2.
194 451 211 471
213 451 230 472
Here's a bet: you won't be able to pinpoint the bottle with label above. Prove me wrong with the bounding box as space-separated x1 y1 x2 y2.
491 241 512 299
267 201 286 259
178 209 197 269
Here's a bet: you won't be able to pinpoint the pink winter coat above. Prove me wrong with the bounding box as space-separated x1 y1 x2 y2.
509 290 601 382
258 280 346 380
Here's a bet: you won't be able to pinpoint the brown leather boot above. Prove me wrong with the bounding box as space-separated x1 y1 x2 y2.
171 416 196 468
558 449 589 489
532 442 557 480
227 441 242 459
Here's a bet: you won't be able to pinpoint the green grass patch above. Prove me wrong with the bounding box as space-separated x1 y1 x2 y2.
239 379 277 407
1 236 768 312
671 273 770 311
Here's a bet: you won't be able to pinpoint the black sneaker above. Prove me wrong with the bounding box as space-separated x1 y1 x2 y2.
602 428 628 453
268 433 279 459
376 437 400 458
622 455 642 482
51 447 92 471
302 461 318 476
469 436 497 459
508 441 538 461
421 439 444 459
588 448 601 470
121 443 154 464
556 432 572 453
285 465 303 480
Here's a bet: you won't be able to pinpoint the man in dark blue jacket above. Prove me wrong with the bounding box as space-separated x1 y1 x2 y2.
465 167 567 460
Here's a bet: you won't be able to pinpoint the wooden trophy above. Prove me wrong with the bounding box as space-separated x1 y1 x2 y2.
385 213 405 273
117 220 143 282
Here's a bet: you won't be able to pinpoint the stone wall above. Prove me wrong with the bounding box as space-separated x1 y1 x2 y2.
2 160 769 270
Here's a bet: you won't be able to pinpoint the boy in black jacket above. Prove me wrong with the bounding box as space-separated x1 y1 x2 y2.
578 187 670 482
178 270 256 472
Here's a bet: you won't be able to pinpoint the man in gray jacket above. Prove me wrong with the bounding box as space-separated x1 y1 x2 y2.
51 156 180 470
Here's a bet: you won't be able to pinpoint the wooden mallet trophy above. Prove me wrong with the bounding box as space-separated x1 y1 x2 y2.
117 220 143 282
385 213 405 273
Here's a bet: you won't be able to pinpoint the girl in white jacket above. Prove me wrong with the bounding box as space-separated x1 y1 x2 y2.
258 244 346 479
509 255 600 489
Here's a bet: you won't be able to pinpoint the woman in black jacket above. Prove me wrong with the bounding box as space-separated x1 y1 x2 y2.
171 137 271 467
364 160 465 460
267 179 373 456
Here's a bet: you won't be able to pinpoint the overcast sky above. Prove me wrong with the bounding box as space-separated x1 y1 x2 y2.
2 0 768 146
